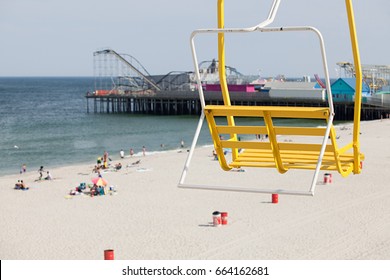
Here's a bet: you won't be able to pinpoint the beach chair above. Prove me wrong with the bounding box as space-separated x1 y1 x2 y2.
179 0 364 196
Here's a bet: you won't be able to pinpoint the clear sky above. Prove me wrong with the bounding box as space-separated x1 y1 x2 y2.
0 0 389 78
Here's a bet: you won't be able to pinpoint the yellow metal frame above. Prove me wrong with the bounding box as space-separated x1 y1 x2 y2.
346 1 363 175
179 0 364 196
212 0 363 176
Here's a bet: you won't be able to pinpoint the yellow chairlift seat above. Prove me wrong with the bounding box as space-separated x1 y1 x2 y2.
206 105 363 175
179 0 364 196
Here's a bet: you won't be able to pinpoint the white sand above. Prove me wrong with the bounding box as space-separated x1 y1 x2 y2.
0 119 389 260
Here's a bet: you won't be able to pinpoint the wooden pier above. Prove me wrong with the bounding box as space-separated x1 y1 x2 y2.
86 90 390 121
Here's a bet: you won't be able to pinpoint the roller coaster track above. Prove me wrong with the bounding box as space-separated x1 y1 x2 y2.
94 49 160 91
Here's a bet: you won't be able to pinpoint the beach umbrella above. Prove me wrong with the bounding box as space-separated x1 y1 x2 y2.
92 177 107 186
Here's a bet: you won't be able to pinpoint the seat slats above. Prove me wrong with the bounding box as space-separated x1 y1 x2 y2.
217 126 269 135
220 141 336 153
237 152 354 162
275 127 327 136
229 161 352 171
220 140 272 150
206 105 330 119
217 126 327 136
219 146 355 172
205 104 360 176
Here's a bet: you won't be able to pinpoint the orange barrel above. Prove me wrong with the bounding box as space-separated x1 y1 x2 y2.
272 194 279 204
104 249 114 260
212 211 221 226
221 212 228 225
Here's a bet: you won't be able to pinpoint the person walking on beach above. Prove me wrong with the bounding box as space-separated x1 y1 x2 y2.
38 166 44 180
180 139 185 148
142 146 146 156
103 151 108 162
129 148 134 157
102 151 109 169
20 164 26 174
120 149 125 159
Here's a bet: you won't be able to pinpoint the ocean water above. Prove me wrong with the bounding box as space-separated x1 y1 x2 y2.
0 77 214 176
0 77 332 177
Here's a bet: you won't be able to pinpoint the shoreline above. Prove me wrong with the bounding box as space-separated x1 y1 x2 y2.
0 113 354 178
1 119 389 259
0 144 215 179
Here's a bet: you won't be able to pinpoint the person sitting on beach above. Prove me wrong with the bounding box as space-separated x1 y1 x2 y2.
92 165 100 173
90 184 104 196
115 162 122 170
45 171 52 180
20 180 28 190
14 180 22 189
15 180 28 190
90 184 98 196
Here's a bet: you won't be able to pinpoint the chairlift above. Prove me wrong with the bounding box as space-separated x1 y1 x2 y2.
178 0 364 196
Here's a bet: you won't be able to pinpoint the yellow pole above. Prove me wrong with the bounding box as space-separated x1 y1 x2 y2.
217 0 238 160
217 0 230 106
345 0 362 174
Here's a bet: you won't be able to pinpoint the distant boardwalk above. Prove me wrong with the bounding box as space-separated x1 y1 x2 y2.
86 90 390 121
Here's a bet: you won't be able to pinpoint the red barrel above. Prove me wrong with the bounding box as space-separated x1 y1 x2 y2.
272 194 278 204
104 249 114 260
221 212 228 225
324 174 329 184
324 173 332 184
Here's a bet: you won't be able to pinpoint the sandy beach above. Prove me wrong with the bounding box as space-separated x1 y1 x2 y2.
1 119 389 260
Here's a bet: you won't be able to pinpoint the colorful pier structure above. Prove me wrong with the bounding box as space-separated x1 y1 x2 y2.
86 49 390 121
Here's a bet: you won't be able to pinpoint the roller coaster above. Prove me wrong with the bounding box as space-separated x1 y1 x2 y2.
92 49 254 95
93 49 198 94
93 49 161 94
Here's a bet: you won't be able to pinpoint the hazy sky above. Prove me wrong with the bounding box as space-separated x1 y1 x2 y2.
1 0 389 78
